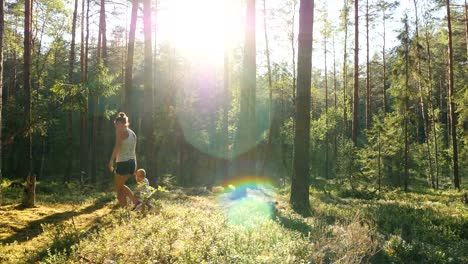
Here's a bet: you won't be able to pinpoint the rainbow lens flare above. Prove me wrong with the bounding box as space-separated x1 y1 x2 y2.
217 176 277 229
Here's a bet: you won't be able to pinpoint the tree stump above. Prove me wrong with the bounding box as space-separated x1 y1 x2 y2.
21 174 36 207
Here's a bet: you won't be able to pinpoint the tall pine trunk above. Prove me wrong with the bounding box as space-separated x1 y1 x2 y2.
262 0 273 174
0 0 4 204
352 0 359 145
365 0 370 130
22 0 34 207
64 0 79 182
291 0 314 216
382 8 387 113
142 0 156 184
332 34 337 176
465 0 468 59
237 0 256 176
403 15 409 191
446 0 460 190
342 0 349 132
324 31 329 179
80 0 89 178
425 28 439 189
91 0 107 183
413 1 434 186
124 0 138 114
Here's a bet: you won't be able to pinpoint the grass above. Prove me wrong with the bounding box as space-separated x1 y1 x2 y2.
1 179 467 263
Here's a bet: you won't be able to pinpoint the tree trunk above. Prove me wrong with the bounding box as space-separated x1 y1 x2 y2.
378 128 382 191
64 0 79 182
100 0 107 62
291 0 313 216
222 9 230 179
22 0 34 207
324 31 329 179
332 34 337 176
352 0 359 145
91 0 107 183
22 174 36 207
80 0 89 178
425 28 438 189
413 0 434 186
291 1 297 106
446 0 460 190
237 0 256 176
85 0 89 81
124 0 138 114
365 0 370 130
0 0 3 204
465 0 467 59
382 8 387 113
404 15 409 191
262 0 273 174
142 0 156 184
290 0 297 177
342 0 349 133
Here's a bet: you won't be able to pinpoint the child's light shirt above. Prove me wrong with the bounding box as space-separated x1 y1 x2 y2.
135 178 152 200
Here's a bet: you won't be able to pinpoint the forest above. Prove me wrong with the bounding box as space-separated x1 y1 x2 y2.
0 0 467 263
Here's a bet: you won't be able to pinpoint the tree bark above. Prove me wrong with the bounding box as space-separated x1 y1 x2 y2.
0 0 3 204
291 0 313 216
91 0 107 183
425 28 439 189
324 28 329 179
124 0 138 114
365 0 370 130
352 0 359 145
237 0 256 176
464 0 467 59
404 15 409 191
80 0 89 178
64 0 79 182
446 0 460 190
382 8 387 113
342 0 349 132
413 0 434 187
262 0 273 174
22 0 34 207
332 33 337 175
142 0 156 184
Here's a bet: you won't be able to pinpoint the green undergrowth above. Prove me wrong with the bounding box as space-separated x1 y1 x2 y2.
3 179 467 263
44 193 378 264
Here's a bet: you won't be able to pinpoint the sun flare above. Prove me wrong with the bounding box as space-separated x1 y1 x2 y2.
162 0 243 63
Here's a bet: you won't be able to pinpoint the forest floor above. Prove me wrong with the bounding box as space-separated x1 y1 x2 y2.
0 191 114 263
0 180 467 263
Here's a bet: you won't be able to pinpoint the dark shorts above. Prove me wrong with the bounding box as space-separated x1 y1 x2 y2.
115 159 136 175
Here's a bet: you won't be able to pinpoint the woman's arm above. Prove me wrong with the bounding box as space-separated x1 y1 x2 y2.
108 131 123 172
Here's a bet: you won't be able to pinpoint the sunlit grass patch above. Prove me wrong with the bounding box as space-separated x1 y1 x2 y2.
0 187 114 264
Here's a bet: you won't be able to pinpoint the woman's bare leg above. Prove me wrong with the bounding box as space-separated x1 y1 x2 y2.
115 173 131 207
121 184 138 204
114 173 138 207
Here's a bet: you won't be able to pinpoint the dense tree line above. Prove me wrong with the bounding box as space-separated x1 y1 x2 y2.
0 0 466 213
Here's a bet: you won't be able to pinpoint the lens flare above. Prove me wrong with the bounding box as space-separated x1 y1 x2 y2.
217 176 277 229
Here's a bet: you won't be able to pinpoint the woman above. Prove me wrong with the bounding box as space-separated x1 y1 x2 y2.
108 112 139 208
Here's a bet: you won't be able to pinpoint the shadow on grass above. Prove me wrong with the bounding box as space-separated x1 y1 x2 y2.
276 214 314 236
28 208 112 263
1 196 112 244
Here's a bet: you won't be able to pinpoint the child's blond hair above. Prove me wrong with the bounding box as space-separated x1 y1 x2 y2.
136 169 146 178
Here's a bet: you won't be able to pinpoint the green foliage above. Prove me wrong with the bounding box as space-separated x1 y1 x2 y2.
2 183 466 263
44 194 378 263
86 62 119 100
